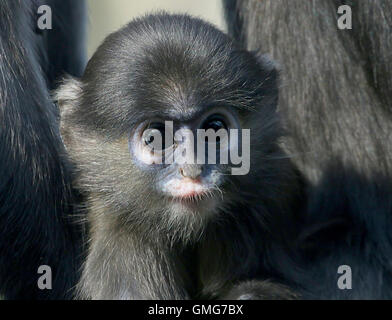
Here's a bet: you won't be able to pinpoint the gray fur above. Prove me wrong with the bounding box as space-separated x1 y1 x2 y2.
224 0 392 299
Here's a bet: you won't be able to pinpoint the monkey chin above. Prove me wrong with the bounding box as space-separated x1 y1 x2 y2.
162 177 223 218
163 194 221 244
165 189 223 232
169 193 220 214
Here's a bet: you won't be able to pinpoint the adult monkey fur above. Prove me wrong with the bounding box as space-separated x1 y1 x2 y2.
224 0 392 298
0 0 86 299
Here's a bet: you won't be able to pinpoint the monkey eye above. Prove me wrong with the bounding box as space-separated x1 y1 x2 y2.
142 122 168 151
201 114 229 146
201 115 228 132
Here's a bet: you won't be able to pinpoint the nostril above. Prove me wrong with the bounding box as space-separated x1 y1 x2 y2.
179 168 185 177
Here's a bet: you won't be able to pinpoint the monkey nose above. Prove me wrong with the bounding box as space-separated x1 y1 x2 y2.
179 164 202 180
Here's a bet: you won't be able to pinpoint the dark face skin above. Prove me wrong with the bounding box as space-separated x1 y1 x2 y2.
58 13 299 299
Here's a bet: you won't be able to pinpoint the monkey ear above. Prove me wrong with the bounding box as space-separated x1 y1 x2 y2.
54 76 83 150
55 76 83 117
251 52 280 105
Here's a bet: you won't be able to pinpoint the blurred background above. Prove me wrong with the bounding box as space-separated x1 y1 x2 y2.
86 0 225 58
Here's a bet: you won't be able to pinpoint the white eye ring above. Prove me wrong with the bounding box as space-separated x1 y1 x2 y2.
130 120 173 166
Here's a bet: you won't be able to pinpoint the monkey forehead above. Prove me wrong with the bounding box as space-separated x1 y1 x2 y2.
90 14 255 86
80 13 272 135
125 24 242 108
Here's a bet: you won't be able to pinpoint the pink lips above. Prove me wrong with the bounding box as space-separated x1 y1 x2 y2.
165 178 207 199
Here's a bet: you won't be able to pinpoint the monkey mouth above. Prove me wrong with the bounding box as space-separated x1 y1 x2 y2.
164 178 220 203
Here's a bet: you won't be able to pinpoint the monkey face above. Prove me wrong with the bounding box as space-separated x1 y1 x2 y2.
127 106 243 218
58 14 281 241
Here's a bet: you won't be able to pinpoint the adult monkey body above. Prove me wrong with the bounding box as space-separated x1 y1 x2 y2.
224 0 392 298
0 0 86 299
58 13 302 300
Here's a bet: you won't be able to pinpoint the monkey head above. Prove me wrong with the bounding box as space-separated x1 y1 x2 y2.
57 13 282 244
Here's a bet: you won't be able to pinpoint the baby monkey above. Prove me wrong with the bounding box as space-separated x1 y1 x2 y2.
57 13 301 299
